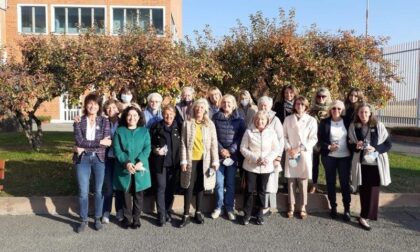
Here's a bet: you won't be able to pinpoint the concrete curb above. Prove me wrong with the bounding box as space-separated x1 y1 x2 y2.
1 193 419 216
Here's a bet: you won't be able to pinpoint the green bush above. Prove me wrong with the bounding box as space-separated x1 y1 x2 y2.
390 127 420 138
0 117 21 132
37 116 51 123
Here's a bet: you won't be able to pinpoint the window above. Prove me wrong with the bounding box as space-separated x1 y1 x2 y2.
53 7 105 34
19 5 47 34
112 7 164 35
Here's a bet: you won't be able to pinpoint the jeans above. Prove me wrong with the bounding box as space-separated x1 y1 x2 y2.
155 166 177 218
76 153 105 221
103 158 123 215
321 156 352 210
215 163 237 212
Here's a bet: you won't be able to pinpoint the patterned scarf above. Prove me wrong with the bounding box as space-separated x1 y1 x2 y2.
284 100 294 114
311 103 330 122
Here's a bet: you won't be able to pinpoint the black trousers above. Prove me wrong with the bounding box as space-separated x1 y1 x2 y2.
359 164 380 220
312 150 320 184
321 155 351 210
155 166 177 218
119 174 144 223
184 160 204 215
243 171 270 218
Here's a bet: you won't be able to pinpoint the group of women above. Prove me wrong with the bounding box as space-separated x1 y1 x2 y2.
73 85 391 233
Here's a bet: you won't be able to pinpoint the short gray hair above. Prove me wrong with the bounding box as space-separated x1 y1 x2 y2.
147 92 163 103
328 100 346 116
257 96 273 107
182 86 195 95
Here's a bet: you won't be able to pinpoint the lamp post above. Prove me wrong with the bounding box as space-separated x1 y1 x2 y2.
365 0 369 38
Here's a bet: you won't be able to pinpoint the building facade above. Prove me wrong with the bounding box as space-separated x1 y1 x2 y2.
0 1 6 53
4 0 182 122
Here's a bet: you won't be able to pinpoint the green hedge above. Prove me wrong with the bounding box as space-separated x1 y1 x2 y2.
390 127 420 138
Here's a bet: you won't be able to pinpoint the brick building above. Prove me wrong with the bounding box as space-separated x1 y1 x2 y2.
0 1 6 52
3 0 182 122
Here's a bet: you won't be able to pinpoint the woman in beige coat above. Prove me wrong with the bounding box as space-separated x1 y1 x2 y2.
240 111 280 225
283 96 318 219
179 98 219 228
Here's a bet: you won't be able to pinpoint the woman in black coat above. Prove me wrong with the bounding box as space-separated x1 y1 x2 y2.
344 88 364 125
318 100 352 221
149 105 181 226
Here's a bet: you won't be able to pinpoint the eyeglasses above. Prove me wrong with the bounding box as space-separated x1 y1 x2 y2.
332 107 342 111
317 95 327 99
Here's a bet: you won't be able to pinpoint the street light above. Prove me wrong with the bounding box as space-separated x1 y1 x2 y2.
365 0 369 38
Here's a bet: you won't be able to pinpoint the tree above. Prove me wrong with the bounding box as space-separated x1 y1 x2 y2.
200 9 398 106
0 30 227 150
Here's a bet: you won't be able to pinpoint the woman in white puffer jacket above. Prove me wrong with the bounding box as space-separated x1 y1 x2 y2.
240 110 280 225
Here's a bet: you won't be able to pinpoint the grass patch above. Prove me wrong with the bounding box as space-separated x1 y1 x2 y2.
0 132 76 196
315 152 420 193
0 132 419 196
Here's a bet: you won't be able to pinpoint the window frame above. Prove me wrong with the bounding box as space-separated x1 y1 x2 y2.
50 4 107 35
17 4 48 34
110 5 165 36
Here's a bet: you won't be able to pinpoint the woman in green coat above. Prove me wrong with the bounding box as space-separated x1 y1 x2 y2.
113 105 151 229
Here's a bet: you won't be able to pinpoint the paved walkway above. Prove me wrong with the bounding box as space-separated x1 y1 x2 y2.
0 207 418 251
391 140 420 157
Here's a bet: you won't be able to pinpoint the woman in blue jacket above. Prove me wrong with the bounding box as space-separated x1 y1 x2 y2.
211 94 246 221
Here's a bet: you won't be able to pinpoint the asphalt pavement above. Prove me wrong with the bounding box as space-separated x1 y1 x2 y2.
0 207 418 252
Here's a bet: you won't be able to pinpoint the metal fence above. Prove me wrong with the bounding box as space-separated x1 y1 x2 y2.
377 40 420 127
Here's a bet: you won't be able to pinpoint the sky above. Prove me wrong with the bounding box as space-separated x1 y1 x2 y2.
183 0 420 46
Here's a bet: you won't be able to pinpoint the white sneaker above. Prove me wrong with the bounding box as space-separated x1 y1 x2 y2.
227 211 236 221
211 209 221 219
102 212 110 224
116 209 124 222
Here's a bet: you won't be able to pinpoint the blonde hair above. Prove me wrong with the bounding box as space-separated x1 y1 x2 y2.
191 98 211 126
328 100 346 117
238 90 255 106
312 87 332 105
220 94 238 111
207 87 223 107
292 96 310 113
253 110 270 128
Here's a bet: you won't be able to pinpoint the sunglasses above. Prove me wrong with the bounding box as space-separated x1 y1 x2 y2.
317 95 327 99
331 107 342 111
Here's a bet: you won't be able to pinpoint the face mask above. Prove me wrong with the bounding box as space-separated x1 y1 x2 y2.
363 151 378 164
121 94 132 104
183 100 193 106
240 99 249 107
288 154 301 168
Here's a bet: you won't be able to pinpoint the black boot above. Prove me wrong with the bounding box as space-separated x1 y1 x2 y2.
195 212 204 224
132 219 141 229
330 207 338 219
77 221 88 233
179 215 190 228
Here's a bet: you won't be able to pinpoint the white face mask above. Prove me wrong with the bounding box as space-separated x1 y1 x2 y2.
240 99 249 107
121 94 133 104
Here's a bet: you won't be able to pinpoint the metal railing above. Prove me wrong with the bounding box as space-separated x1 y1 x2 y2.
377 40 420 127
